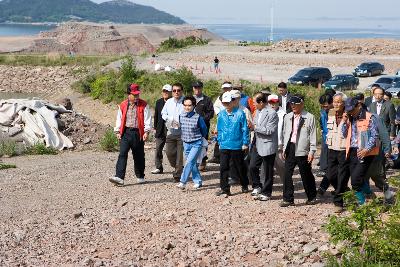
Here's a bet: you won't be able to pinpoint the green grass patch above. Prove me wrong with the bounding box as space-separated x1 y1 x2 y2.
324 177 400 266
0 140 17 157
25 143 58 155
157 36 209 53
0 163 17 170
100 128 119 152
0 54 121 67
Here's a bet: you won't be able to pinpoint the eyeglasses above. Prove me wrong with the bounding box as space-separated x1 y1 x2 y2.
173 89 182 93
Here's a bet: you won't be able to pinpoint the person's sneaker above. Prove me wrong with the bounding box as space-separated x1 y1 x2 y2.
279 200 295 207
151 169 163 174
215 189 231 197
305 198 318 205
251 187 262 196
177 182 186 189
258 194 271 201
137 178 145 184
241 186 249 193
384 189 395 200
193 183 202 190
109 176 124 186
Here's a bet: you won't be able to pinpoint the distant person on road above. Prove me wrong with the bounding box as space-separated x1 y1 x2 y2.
151 84 172 175
214 56 220 73
161 83 185 182
277 82 292 113
192 80 214 171
176 96 208 190
110 84 151 186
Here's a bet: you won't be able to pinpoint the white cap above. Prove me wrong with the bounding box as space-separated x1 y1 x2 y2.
221 82 232 89
162 84 172 92
230 89 241 99
221 91 233 103
268 94 279 103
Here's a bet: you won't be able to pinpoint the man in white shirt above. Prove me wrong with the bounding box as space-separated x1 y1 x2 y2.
277 82 291 113
268 94 286 182
161 83 185 181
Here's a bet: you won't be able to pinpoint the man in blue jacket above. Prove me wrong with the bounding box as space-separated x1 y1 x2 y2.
216 91 250 197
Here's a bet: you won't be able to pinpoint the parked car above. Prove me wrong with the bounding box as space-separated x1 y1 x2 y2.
237 40 248 46
353 62 385 77
386 81 400 98
323 74 359 91
367 76 400 90
288 67 332 87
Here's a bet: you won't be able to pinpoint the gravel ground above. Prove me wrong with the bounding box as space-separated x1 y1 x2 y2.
1 146 342 267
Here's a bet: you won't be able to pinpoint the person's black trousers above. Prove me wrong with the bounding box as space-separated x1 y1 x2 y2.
283 143 317 202
327 149 350 206
318 144 332 191
115 128 145 179
155 137 166 171
249 146 276 196
348 148 375 192
220 149 249 192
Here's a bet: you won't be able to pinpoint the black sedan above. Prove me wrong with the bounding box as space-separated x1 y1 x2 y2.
323 74 359 91
353 62 385 77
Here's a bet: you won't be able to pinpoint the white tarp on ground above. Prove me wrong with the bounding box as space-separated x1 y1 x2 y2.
0 99 73 150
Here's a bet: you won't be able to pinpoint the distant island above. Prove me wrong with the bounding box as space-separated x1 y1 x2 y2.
0 0 185 24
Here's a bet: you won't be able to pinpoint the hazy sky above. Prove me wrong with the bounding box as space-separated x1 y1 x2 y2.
93 0 400 28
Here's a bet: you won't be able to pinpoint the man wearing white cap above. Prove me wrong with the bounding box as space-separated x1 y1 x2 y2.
208 81 233 164
216 91 250 197
268 94 286 181
151 84 172 174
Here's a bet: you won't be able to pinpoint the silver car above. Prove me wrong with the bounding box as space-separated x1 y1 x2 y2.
367 76 400 90
386 81 400 98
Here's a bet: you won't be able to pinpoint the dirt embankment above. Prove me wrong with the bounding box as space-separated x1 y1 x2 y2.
0 22 225 55
253 39 400 56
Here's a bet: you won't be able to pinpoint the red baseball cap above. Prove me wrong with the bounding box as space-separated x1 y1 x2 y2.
129 83 141 95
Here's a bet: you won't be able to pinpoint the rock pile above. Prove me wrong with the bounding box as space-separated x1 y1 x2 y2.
0 65 81 94
58 111 108 151
252 39 400 55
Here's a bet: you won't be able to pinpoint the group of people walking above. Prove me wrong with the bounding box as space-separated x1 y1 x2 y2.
109 81 396 212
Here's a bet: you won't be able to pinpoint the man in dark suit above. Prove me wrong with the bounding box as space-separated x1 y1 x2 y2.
151 84 172 174
369 85 396 139
277 82 292 113
364 84 380 108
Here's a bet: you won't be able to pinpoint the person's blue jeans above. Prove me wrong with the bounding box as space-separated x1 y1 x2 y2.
180 139 203 185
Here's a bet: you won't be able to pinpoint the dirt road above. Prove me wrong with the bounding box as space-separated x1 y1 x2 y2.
0 147 341 266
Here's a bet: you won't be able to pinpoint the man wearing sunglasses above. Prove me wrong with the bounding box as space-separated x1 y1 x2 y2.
280 94 317 207
161 83 185 181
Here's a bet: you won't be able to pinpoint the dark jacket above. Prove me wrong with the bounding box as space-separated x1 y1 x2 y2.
278 93 292 113
194 94 214 130
369 100 396 137
154 98 167 138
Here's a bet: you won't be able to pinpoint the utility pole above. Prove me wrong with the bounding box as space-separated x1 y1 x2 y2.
269 0 274 43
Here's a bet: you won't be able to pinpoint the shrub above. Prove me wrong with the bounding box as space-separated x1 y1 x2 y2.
0 140 17 157
0 163 17 170
324 178 400 266
157 36 209 53
25 143 58 155
100 129 119 152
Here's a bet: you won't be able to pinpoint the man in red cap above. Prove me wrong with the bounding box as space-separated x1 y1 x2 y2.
110 83 152 186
